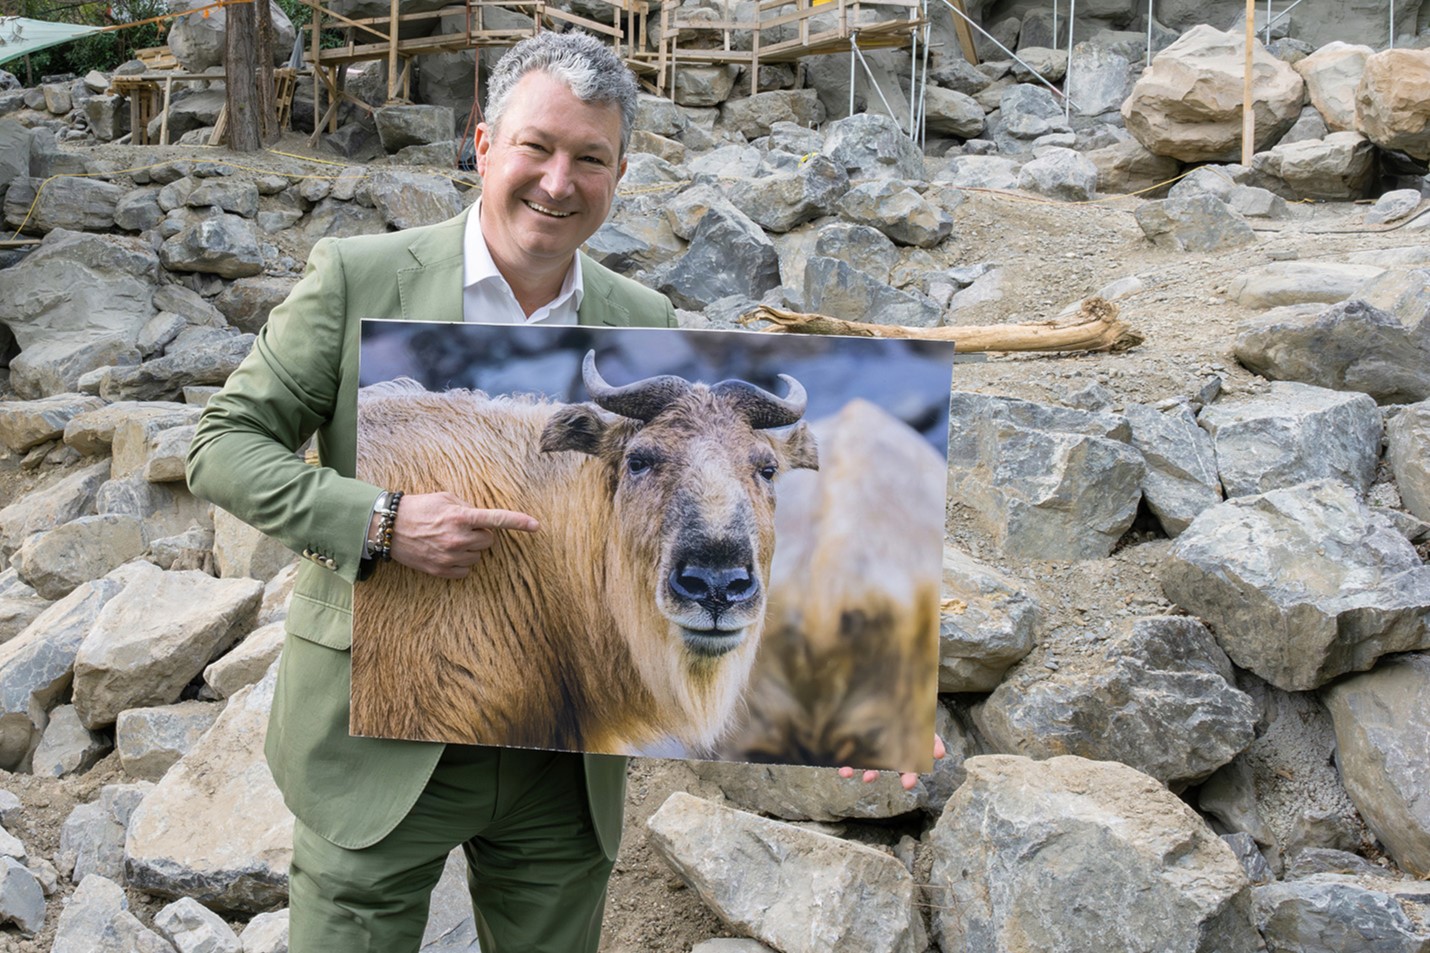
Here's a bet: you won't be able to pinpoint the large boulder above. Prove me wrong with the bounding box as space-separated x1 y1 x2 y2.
1161 480 1430 692
1134 195 1256 252
1254 875 1430 952
167 0 295 71
1293 42 1372 132
657 205 781 311
1 176 126 235
938 544 1040 692
928 755 1261 953
803 256 942 327
821 112 925 182
159 214 265 279
1227 261 1383 309
1321 653 1430 877
835 180 951 247
721 155 848 233
1123 25 1304 162
1122 402 1221 535
0 455 109 560
1354 48 1430 160
1386 400 1430 522
1251 131 1375 200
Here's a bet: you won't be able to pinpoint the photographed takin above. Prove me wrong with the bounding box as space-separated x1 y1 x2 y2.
350 351 819 756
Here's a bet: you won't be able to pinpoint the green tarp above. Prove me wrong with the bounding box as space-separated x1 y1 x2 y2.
0 16 105 67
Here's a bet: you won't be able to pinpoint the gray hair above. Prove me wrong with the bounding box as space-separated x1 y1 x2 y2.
485 32 639 156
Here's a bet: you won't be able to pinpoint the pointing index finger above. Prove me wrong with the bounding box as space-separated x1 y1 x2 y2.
467 508 540 533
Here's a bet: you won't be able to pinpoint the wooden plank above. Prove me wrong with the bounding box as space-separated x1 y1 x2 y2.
947 0 978 64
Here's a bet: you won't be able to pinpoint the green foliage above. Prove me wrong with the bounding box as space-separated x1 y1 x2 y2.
8 0 165 77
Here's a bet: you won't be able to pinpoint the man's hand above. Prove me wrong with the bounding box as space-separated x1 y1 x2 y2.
389 491 539 579
838 734 947 791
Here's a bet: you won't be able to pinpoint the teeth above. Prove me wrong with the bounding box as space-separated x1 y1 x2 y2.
525 200 573 218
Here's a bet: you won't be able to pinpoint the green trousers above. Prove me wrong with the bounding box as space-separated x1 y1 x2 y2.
287 744 615 953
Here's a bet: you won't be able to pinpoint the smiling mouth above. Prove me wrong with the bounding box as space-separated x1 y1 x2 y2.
524 199 574 218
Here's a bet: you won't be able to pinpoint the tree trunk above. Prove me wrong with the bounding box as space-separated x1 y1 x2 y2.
226 0 261 152
256 0 278 144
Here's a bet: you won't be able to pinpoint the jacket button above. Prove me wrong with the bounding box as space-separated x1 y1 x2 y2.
324 557 336 570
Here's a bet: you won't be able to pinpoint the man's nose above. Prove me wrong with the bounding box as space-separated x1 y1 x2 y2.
540 154 576 200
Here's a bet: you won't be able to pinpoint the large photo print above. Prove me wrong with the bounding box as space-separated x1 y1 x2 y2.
351 323 953 773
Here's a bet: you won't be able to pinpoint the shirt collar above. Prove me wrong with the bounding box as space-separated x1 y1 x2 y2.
463 199 584 312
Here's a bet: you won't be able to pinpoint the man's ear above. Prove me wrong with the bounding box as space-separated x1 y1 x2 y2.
474 122 493 177
616 154 627 185
540 403 612 456
776 422 819 471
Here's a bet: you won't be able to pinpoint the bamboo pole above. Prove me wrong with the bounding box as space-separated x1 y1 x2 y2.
740 297 1143 354
1242 0 1254 165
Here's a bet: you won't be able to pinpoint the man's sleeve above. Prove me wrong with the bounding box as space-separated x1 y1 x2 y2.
186 238 383 585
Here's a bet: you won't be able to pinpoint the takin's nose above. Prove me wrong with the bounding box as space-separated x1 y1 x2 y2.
668 563 759 610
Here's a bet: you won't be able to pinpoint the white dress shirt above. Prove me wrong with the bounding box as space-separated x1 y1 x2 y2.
462 200 583 325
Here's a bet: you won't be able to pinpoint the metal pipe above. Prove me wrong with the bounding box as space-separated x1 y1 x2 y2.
908 13 919 135
850 36 903 131
1064 0 1076 121
849 33 856 117
1146 0 1152 66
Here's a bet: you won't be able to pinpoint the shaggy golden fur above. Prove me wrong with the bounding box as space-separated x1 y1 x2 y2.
350 381 817 755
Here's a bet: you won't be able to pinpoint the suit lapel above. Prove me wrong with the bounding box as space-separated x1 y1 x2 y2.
577 252 631 328
397 208 469 323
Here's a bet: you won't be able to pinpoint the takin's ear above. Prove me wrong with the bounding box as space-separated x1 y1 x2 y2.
776 422 819 471
540 403 613 456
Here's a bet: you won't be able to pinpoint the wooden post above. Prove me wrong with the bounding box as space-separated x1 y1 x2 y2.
1242 0 1254 165
387 0 400 102
257 0 278 143
227 0 261 150
310 0 322 141
159 75 173 145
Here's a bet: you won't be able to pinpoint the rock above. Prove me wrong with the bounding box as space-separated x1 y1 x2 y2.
1227 184 1291 219
810 223 898 281
689 762 923 821
1016 146 1099 200
31 703 110 777
150 525 216 573
628 130 685 165
167 0 293 71
366 170 462 231
373 104 453 152
938 544 1040 691
720 90 823 139
116 701 223 781
85 95 130 142
1065 41 1133 117
1123 402 1221 535
930 57 990 96
929 755 1261 953
0 570 50 646
993 83 1072 153
51 873 174 953
1161 480 1430 691
1252 131 1375 200
1087 139 1183 196
1123 25 1304 162
0 856 44 935
975 616 1256 786
1229 261 1384 309
802 257 942 327
657 205 780 310
0 394 107 453
1365 188 1423 225
923 86 984 139
56 782 151 882
239 909 289 953
1254 875 1430 952
821 112 925 181
100 334 255 402
1279 105 1330 145
3 176 126 235
946 392 1144 560
11 514 147 600
1010 47 1067 84
187 180 259 219
691 941 774 953
73 561 262 729
1322 653 1430 877
142 424 197 483
106 404 205 478
1223 832 1275 885
0 576 124 771
203 622 285 700
1134 195 1256 251
96 475 213 542
125 665 293 912
1197 381 1381 497
1293 42 1372 132
213 276 298 335
1387 400 1430 522
722 154 848 232
673 65 738 107
936 154 1021 190
300 198 388 248
836 180 951 247
0 460 109 560
158 212 265 280
647 792 924 953
154 896 242 953
1354 49 1430 160
1285 847 1397 880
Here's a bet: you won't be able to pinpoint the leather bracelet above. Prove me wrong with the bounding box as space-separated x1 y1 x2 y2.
373 490 404 563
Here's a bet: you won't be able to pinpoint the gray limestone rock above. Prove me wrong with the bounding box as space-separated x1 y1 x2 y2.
240 909 289 953
1065 41 1134 116
1227 184 1291 219
73 562 262 729
0 856 44 935
936 154 1021 190
974 616 1257 786
673 65 739 107
657 205 781 310
0 394 107 453
1252 131 1376 200
154 896 242 953
811 223 898 281
930 57 991 96
946 392 1144 560
720 90 824 139
149 525 215 573
11 514 147 600
1135 194 1257 252
1016 146 1099 200
143 425 196 484
1198 381 1381 497
125 665 293 912
31 703 111 777
203 622 285 700
689 762 923 821
100 334 255 402
1228 261 1384 309
1167 164 1244 202
1387 400 1430 522
938 544 1040 691
836 180 952 247
923 86 985 139
1161 480 1430 691
366 170 462 231
107 405 205 480
1087 139 1183 196
1322 653 1430 877
96 475 213 543
1222 832 1275 885
51 874 175 953
722 154 849 232
373 104 454 153
1285 848 1397 880
300 198 388 247
116 701 223 782
0 576 125 771
928 755 1262 953
647 792 925 953
85 94 129 142
213 276 299 336
1253 875 1430 952
56 782 152 883
821 113 925 182
1123 402 1222 535
2 176 125 235
803 256 942 328
159 214 264 279
994 84 1072 153
1365 188 1423 225
0 570 50 647
186 180 260 219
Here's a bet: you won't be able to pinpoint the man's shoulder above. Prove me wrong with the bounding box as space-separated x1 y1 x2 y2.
581 253 673 313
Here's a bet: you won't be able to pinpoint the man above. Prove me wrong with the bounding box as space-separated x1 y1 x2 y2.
187 32 670 953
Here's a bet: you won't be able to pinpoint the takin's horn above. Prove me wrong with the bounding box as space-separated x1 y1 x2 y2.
710 375 808 429
581 350 694 422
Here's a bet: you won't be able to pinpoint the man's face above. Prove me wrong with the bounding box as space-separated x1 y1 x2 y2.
474 70 627 279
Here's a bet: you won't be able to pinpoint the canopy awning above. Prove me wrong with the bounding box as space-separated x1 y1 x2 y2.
0 17 105 67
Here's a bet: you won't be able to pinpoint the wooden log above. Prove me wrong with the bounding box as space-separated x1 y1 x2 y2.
740 296 1144 354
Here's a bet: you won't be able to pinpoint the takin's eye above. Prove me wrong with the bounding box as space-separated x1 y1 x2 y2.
757 462 778 482
626 452 657 476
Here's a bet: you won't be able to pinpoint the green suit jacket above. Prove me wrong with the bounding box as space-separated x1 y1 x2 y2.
186 207 676 854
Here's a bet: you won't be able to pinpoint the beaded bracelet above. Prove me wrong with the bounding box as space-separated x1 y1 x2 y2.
373 490 404 563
